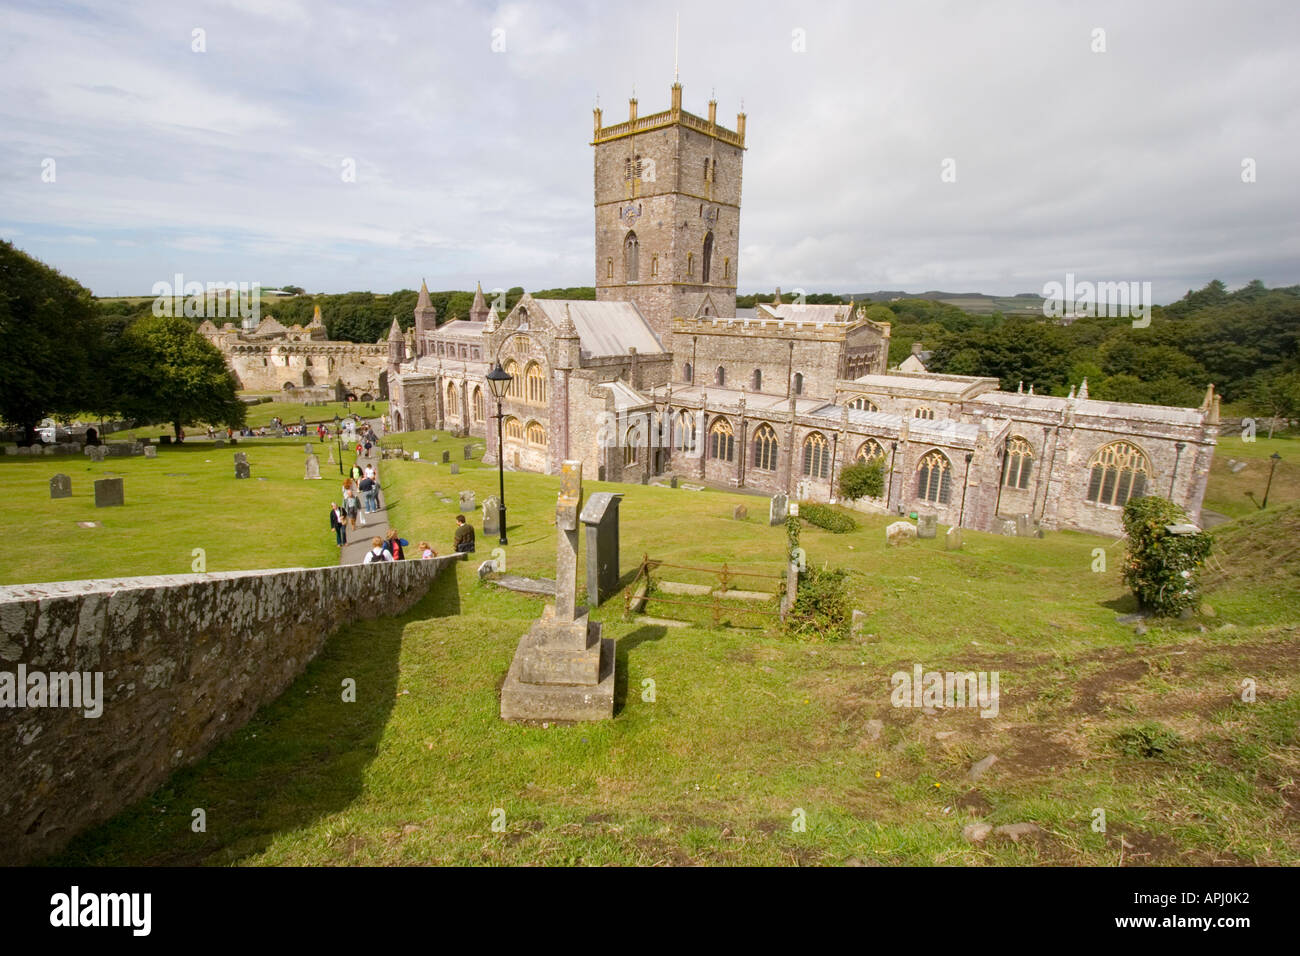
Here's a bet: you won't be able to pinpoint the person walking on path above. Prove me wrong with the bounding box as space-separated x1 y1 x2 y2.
330 502 347 547
362 536 392 564
342 478 362 530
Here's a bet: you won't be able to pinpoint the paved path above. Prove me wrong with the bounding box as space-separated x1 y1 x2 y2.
338 425 392 565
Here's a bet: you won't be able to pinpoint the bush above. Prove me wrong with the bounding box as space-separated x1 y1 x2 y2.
838 460 885 501
785 565 851 641
1113 721 1182 759
1121 496 1212 616
799 503 858 533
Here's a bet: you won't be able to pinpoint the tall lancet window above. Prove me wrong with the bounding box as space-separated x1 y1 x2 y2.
624 231 639 282
702 231 714 283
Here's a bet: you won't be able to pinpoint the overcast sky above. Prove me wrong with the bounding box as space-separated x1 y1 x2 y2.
2 0 1296 302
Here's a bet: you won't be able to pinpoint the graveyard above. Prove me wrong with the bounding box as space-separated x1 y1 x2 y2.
5 427 1296 866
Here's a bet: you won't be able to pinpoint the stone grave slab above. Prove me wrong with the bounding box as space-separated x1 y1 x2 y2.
49 474 72 499
94 477 124 507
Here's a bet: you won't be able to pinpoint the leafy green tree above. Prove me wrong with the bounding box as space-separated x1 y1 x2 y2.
1121 496 1211 616
838 460 885 501
110 315 245 440
0 241 104 442
1245 369 1300 438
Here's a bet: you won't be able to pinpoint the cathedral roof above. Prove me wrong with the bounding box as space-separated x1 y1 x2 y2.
528 299 664 357
757 302 857 323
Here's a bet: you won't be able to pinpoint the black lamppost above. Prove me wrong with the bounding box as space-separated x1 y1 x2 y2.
333 414 343 475
959 452 973 526
486 361 513 545
887 441 899 511
1262 452 1282 509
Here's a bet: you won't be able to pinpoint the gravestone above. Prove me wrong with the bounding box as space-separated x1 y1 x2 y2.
640 473 649 485
917 512 938 539
580 492 623 606
89 445 107 463
998 519 1017 536
304 443 313 455
49 474 72 499
234 453 250 479
214 438 225 447
464 444 473 460
94 477 124 508
459 490 475 512
886 521 917 545
945 527 964 551
1015 513 1033 537
500 461 615 722
143 446 157 459
733 504 748 520
450 462 460 475
770 492 788 526
482 495 501 535
304 454 321 479
442 450 450 464
670 476 678 489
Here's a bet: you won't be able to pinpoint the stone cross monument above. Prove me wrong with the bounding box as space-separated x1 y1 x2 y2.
500 460 616 722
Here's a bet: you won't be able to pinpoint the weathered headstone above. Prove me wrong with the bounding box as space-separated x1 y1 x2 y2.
500 460 615 722
143 446 157 459
304 454 321 479
917 512 938 539
770 492 788 526
450 462 460 474
90 445 107 462
580 492 623 606
234 453 250 479
49 474 72 499
945 526 963 551
464 444 473 460
482 495 501 535
458 490 475 512
886 520 917 545
670 476 678 489
1016 513 1033 537
94 477 124 507
998 518 1017 536
733 504 748 520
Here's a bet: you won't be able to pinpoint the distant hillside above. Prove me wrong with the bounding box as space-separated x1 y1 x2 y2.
841 291 1046 315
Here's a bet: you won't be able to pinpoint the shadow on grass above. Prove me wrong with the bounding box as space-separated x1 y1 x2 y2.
612 624 670 716
42 570 462 867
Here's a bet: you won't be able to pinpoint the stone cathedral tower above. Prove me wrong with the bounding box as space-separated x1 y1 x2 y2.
592 82 746 342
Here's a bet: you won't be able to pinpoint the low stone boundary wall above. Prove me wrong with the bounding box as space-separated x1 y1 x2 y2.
0 556 461 864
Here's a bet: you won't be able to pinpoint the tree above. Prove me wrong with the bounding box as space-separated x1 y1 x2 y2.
1121 496 1211 617
1245 369 1300 438
0 241 104 442
110 315 245 440
839 460 885 500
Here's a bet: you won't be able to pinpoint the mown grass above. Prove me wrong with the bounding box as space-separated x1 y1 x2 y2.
37 427 1300 866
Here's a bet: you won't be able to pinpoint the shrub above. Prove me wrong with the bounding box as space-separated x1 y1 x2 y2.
1121 496 1212 616
785 565 851 641
838 460 885 501
1113 721 1182 759
799 502 858 534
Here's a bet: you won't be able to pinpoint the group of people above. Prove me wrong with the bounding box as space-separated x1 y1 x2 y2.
327 420 477 561
361 530 437 563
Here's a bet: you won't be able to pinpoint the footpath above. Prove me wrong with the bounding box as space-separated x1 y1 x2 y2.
338 425 394 565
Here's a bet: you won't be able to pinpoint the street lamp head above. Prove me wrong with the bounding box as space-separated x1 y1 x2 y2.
486 361 512 401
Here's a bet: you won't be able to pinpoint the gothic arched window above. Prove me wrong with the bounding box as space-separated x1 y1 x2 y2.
752 423 778 471
526 421 546 446
504 359 522 399
716 366 726 386
917 450 952 504
1085 441 1149 507
683 362 693 383
709 417 734 462
793 372 804 396
473 386 485 423
856 439 885 465
702 231 714 283
676 409 698 454
1002 436 1034 490
752 368 762 391
848 396 878 412
624 231 639 282
525 362 546 405
504 416 523 441
802 431 830 479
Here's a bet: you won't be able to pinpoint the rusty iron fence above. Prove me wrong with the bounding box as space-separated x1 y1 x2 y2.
623 553 786 627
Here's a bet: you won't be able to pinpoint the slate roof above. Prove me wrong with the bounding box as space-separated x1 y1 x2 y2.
529 299 665 357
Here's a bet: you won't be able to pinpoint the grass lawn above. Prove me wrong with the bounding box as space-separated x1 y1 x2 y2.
1202 432 1300 519
34 427 1300 866
0 438 355 584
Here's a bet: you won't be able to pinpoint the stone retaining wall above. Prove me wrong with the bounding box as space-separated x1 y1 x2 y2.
0 557 461 864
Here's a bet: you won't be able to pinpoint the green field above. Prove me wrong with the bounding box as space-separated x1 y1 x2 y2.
9 427 1294 866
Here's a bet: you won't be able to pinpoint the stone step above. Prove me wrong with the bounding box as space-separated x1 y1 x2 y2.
637 616 692 628
657 580 713 596
711 589 775 602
